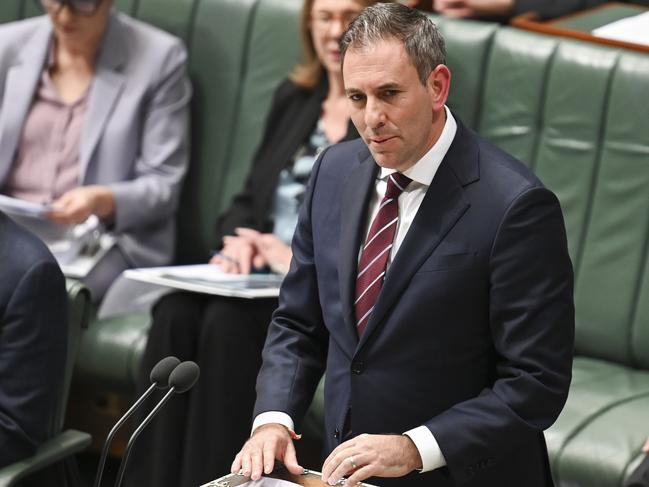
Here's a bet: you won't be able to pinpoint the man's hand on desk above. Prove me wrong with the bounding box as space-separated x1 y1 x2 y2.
231 423 303 480
434 0 514 18
48 185 115 225
321 434 422 486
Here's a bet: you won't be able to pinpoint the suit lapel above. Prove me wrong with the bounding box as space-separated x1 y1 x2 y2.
0 21 51 184
338 148 378 345
79 12 126 181
356 120 479 351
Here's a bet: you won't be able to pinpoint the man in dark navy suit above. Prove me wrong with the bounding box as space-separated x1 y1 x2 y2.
0 210 67 467
233 4 574 486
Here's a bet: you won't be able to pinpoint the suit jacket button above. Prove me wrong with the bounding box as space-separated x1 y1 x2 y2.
351 361 364 375
334 428 340 439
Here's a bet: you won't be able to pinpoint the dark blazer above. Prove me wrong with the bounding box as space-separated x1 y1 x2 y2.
254 119 575 486
0 211 67 467
626 456 649 487
215 77 358 242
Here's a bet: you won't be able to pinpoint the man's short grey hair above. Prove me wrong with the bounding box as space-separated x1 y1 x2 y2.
340 3 446 85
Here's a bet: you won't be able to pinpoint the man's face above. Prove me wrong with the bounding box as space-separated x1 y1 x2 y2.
343 38 448 172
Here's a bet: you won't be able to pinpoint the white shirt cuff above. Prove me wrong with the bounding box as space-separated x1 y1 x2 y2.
251 411 294 435
403 425 447 473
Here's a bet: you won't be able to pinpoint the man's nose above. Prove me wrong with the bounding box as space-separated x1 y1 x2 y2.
364 98 386 129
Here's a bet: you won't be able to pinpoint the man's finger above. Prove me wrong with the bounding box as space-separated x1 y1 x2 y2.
250 451 264 480
241 450 252 477
231 451 243 474
322 439 354 482
283 440 304 475
262 441 277 474
345 464 374 487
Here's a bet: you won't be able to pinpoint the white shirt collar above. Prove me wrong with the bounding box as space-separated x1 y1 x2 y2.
379 105 457 187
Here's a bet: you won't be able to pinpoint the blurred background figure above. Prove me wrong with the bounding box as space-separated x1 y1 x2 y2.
126 1 391 486
0 210 67 469
433 0 649 21
0 0 191 301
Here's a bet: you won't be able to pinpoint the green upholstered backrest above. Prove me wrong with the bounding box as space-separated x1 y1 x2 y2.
431 16 499 130
218 0 302 210
475 29 649 368
173 0 260 262
0 2 21 23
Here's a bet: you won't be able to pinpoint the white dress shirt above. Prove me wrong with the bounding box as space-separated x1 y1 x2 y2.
253 106 458 474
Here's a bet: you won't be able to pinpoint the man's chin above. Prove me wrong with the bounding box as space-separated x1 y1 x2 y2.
370 152 400 170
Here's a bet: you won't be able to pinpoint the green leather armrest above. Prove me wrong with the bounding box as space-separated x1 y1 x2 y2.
0 430 91 487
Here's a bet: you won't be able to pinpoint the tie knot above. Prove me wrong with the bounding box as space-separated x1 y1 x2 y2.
385 172 411 199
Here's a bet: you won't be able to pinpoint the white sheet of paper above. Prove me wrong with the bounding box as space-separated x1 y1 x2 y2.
592 11 649 46
243 479 300 487
0 194 51 218
124 264 283 299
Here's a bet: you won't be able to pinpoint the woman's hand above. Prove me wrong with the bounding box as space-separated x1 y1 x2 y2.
210 228 293 275
47 185 115 225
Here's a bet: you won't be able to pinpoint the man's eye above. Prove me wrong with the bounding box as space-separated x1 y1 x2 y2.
384 90 398 97
349 94 364 102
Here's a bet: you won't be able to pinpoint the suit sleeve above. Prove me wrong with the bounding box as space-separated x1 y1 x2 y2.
424 186 574 484
109 40 191 232
0 260 67 467
253 148 330 428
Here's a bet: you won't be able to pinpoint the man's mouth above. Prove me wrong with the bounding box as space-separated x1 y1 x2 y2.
370 136 397 145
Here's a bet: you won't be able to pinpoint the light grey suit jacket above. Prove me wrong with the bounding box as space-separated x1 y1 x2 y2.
0 11 191 268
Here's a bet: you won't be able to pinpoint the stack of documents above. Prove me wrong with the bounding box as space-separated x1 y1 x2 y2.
124 264 283 299
0 195 115 278
592 11 649 46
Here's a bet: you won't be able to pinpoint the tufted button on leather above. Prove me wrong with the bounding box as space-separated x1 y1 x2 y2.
351 361 364 375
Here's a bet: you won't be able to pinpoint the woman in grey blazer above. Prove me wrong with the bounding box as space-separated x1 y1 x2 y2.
0 0 191 299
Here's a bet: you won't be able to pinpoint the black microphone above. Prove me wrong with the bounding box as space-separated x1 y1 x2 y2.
93 356 181 487
113 361 200 487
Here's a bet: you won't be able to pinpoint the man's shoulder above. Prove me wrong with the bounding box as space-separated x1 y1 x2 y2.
322 138 367 164
467 126 546 200
0 213 60 284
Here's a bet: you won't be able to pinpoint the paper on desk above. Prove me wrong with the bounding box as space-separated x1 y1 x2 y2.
592 11 649 46
0 194 51 218
124 264 283 298
241 479 298 487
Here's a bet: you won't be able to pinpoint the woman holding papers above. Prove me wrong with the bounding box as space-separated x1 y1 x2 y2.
126 1 392 486
0 0 191 300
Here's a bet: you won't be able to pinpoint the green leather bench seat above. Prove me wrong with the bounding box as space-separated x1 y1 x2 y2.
547 358 649 484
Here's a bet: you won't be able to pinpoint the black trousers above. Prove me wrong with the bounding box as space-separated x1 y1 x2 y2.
124 291 278 487
626 456 649 487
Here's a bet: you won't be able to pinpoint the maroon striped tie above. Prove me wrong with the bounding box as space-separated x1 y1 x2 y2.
354 172 412 337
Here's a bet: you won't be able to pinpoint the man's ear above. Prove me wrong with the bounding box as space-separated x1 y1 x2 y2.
427 64 451 112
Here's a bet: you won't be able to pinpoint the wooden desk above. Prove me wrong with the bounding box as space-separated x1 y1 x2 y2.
511 2 649 54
